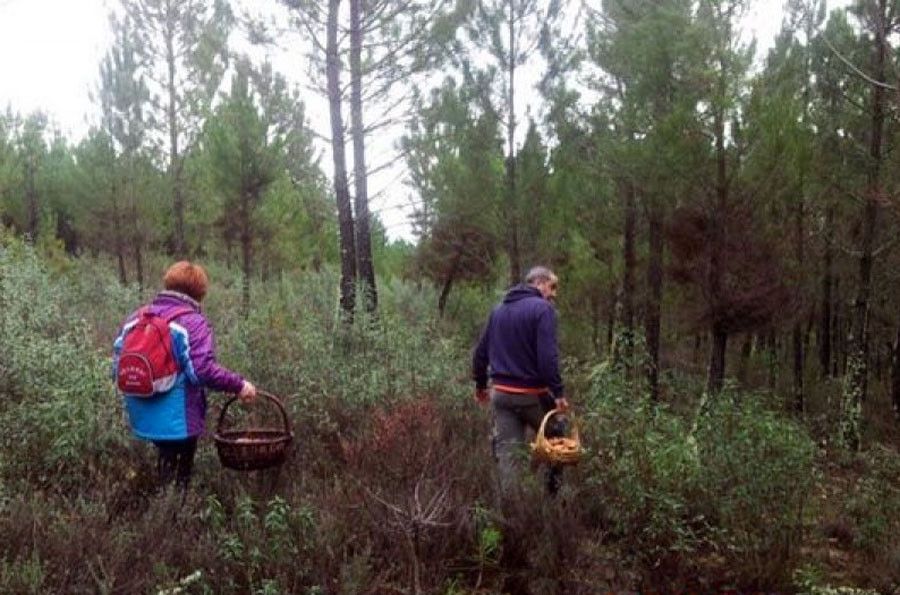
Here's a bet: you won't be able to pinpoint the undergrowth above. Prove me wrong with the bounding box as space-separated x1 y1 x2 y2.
0 237 897 593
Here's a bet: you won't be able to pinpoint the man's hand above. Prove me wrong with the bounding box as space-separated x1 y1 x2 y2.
474 387 490 406
238 380 257 404
554 396 569 412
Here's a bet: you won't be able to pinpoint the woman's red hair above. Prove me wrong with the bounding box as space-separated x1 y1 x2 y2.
163 261 209 302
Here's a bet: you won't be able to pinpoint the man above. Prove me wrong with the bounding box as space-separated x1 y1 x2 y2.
472 266 569 495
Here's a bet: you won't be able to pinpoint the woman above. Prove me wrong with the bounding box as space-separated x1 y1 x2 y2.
113 261 257 490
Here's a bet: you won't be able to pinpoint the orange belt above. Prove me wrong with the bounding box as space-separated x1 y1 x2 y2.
493 384 549 395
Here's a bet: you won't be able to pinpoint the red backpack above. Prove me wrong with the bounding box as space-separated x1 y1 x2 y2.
116 306 194 397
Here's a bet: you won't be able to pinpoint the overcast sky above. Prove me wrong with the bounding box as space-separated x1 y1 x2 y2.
0 0 852 240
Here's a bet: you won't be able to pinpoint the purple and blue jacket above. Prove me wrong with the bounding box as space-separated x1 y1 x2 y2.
472 284 564 399
113 290 245 441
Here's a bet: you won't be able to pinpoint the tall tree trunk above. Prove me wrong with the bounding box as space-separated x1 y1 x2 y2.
767 332 779 391
891 325 900 423
707 323 728 395
707 100 728 394
645 203 663 401
793 191 805 413
111 180 127 285
25 159 38 242
165 5 185 257
134 239 144 292
738 333 752 384
128 165 144 291
820 202 834 377
607 293 616 356
843 0 886 450
505 0 520 286
116 251 128 285
622 180 636 377
831 277 848 378
438 249 462 317
349 0 377 313
327 0 357 319
591 293 602 357
240 192 252 316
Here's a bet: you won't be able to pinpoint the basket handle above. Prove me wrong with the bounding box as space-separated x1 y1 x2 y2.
216 389 291 435
536 408 579 442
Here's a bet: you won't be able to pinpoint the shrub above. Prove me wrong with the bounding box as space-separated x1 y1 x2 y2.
0 237 128 491
581 362 816 588
841 445 900 585
695 390 816 585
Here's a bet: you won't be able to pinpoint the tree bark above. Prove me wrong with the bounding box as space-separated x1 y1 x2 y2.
111 179 127 285
134 237 144 292
505 0 520 286
165 1 185 257
820 203 834 377
645 203 663 401
843 0 886 450
767 332 779 391
834 278 844 377
793 192 805 413
25 157 38 242
707 323 728 395
738 333 752 384
327 0 357 319
438 249 462 317
241 192 253 316
891 325 900 424
706 91 728 394
607 293 616 355
127 159 144 291
622 180 636 377
350 0 377 313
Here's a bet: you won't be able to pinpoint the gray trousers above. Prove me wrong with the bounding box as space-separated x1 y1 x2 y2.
491 389 561 495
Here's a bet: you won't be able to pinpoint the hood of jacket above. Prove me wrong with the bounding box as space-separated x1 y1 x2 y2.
503 284 543 304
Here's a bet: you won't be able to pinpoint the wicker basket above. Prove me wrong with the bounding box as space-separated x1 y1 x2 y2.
530 409 582 465
214 391 293 471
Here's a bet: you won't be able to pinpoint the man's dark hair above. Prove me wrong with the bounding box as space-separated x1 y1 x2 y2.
525 266 555 285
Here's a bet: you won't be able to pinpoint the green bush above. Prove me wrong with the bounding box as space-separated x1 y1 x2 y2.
0 237 128 491
843 446 900 560
695 389 816 584
217 271 467 407
581 362 816 587
582 361 706 561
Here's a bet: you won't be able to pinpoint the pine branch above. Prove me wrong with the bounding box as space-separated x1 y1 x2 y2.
823 36 897 92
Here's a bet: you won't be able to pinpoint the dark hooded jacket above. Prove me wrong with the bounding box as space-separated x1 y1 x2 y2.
472 284 564 398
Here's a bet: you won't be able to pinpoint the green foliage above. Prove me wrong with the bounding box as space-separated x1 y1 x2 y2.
220 269 467 406
474 501 502 568
200 57 333 294
794 563 880 595
3 0 900 590
838 353 864 451
694 391 816 581
202 494 317 591
583 361 816 585
0 551 46 595
403 75 504 300
584 362 705 556
0 234 128 490
841 446 900 555
0 243 895 591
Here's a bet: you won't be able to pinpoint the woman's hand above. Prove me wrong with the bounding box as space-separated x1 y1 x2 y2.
238 380 257 404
